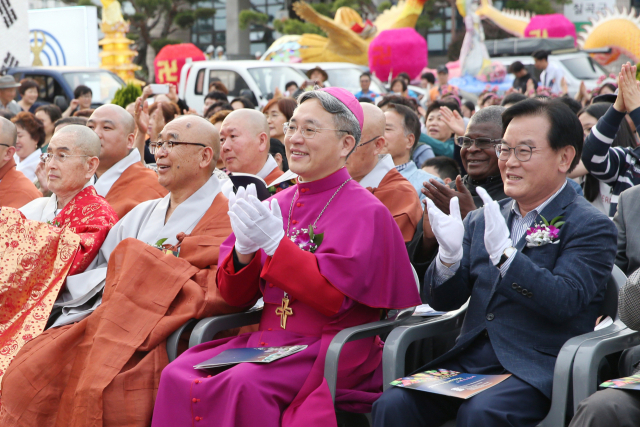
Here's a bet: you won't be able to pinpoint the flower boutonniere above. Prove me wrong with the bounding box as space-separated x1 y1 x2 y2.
152 238 179 257
525 215 565 248
289 225 324 253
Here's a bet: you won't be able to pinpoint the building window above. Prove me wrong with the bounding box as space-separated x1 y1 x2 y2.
191 0 285 55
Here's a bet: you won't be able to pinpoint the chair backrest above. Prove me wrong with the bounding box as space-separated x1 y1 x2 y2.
601 265 626 321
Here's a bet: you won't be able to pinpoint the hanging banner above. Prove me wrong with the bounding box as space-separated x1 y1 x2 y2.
0 0 29 73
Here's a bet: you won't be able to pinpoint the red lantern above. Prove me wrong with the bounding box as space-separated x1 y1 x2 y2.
154 43 206 91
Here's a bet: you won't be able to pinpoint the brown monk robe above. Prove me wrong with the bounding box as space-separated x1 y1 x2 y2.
0 117 41 208
87 104 168 219
0 116 241 427
264 163 284 186
368 167 423 242
347 102 422 243
103 161 168 218
0 158 41 208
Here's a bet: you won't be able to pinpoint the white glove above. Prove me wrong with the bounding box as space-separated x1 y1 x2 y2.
477 186 512 266
228 184 260 254
426 197 464 264
228 184 257 211
229 196 284 256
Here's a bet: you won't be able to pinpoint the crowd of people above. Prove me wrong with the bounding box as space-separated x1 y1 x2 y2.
0 56 639 427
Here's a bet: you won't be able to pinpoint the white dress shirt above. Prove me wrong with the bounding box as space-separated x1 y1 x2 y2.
540 63 564 94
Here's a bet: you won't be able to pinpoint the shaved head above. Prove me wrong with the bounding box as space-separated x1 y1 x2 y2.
0 117 17 146
225 108 270 139
52 125 101 157
345 103 387 182
361 103 386 140
159 115 221 170
90 104 135 134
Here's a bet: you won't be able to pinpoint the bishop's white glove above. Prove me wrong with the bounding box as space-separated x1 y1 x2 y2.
477 186 512 266
228 184 257 211
229 196 284 256
228 184 260 255
426 197 464 264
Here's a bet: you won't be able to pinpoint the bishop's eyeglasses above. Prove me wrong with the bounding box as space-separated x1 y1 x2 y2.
283 122 350 139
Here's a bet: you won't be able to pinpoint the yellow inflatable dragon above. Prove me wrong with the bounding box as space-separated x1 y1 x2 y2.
578 7 640 63
471 0 640 64
272 0 427 65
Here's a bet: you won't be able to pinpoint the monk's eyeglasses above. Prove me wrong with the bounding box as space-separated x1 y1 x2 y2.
283 122 350 139
356 135 381 149
40 153 89 163
150 140 207 155
0 143 10 148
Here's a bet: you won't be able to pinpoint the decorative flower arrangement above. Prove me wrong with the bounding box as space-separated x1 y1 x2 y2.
526 215 564 248
289 225 324 253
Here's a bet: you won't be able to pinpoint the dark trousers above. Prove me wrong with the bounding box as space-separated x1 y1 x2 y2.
372 333 550 427
569 388 640 427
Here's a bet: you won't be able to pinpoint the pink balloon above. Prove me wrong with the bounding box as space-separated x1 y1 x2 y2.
524 14 577 44
368 28 428 81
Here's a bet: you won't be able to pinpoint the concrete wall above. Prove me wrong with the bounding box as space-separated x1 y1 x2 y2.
226 0 252 59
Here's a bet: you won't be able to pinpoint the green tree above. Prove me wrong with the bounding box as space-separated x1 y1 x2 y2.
111 83 142 108
504 0 571 15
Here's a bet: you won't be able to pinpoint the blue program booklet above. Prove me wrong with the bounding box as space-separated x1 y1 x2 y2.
194 345 308 370
391 369 512 399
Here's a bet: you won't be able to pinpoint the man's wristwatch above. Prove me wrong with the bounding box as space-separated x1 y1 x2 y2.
496 247 517 269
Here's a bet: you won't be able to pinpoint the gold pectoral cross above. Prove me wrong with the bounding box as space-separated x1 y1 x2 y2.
275 296 293 329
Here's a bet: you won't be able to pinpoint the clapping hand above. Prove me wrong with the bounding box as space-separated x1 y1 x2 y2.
422 176 477 220
134 97 149 134
476 187 512 266
440 106 466 137
426 197 465 265
228 185 260 255
229 196 284 256
619 62 640 113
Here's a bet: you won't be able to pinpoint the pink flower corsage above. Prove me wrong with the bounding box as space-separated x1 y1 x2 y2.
525 216 564 248
289 225 324 253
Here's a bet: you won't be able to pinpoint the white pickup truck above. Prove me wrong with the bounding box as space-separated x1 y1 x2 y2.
178 60 307 113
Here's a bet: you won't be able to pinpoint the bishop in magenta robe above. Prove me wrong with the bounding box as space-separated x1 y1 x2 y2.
152 88 421 427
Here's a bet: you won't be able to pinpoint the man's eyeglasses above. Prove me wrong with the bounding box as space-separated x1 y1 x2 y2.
455 137 501 150
40 153 89 163
356 135 381 149
283 122 350 139
149 140 207 155
495 143 536 162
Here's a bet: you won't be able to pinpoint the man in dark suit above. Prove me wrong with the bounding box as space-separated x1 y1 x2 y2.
372 98 617 427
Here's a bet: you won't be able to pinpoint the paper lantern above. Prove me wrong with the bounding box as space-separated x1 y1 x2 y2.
368 28 427 81
524 14 577 43
154 43 206 87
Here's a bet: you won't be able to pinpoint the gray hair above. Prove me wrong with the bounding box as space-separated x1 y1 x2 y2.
297 90 362 149
468 105 505 131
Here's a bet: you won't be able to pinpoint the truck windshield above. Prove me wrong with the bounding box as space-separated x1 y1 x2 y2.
247 67 306 97
62 71 125 104
561 56 607 80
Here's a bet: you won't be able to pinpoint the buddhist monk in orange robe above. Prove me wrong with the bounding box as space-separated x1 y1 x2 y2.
0 115 246 427
87 104 167 218
0 117 41 208
220 109 285 198
347 103 422 242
